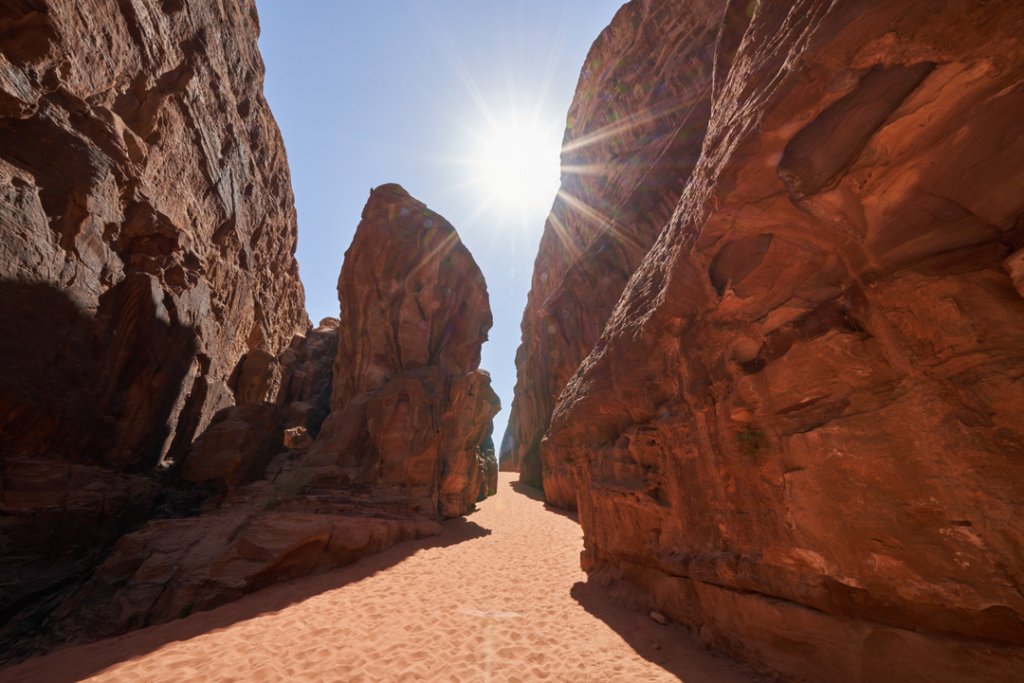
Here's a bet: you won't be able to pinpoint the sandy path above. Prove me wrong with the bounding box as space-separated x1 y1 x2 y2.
3 473 754 682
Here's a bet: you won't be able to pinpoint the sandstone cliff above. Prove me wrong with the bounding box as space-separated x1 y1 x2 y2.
1 185 497 657
532 0 1024 681
498 0 723 493
0 0 306 651
307 184 500 519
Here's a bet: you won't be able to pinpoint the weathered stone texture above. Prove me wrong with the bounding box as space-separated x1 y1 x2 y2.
307 185 500 519
538 1 1024 681
0 0 306 658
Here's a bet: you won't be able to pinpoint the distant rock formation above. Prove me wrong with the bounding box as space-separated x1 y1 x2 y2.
498 0 722 492
0 0 306 654
306 184 500 519
512 0 1024 681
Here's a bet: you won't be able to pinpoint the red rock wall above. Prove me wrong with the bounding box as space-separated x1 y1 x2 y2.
0 0 306 651
307 185 499 519
499 0 723 491
9 187 497 655
541 0 1024 680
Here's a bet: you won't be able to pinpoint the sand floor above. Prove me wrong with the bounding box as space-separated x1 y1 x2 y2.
3 473 755 682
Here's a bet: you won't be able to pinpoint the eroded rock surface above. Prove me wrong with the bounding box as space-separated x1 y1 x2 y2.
0 0 306 652
307 184 500 519
4 185 498 657
537 1 1024 681
499 0 723 492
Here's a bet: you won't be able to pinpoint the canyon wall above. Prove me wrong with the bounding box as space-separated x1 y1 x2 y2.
518 0 1024 681
0 0 306 648
499 0 724 489
0 0 496 661
3 182 498 658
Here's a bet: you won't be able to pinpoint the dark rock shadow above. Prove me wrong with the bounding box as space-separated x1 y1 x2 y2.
0 279 199 656
508 477 578 521
570 580 762 682
0 517 491 683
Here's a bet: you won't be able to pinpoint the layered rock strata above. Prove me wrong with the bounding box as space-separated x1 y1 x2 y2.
306 184 500 519
536 0 1024 681
499 0 723 493
0 0 306 650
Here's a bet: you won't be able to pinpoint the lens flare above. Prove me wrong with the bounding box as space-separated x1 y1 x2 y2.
471 121 561 213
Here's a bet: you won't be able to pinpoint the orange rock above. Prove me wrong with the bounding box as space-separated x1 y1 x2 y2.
0 0 306 657
535 1 1024 681
308 185 500 518
499 0 721 491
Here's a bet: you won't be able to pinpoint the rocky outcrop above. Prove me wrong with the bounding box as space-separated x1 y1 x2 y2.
2 185 497 657
307 184 500 519
0 0 306 650
537 0 1024 681
40 485 440 647
277 317 339 437
180 403 285 490
499 0 722 489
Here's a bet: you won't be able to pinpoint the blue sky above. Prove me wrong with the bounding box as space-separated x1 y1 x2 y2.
255 1 624 441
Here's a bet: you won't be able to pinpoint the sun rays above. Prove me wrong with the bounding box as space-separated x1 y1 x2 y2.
468 118 562 214
406 0 701 270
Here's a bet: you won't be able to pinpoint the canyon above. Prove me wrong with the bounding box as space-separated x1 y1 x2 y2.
2 0 1024 681
504 0 1024 681
0 0 496 663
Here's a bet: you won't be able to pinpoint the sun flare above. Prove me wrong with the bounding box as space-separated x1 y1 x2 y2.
471 121 561 213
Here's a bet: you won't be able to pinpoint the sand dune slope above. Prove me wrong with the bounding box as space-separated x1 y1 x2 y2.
3 473 753 682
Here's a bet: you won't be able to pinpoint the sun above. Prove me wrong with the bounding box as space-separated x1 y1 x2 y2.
471 120 561 213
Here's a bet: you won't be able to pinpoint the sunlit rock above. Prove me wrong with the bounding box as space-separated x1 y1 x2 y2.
307 184 500 519
499 0 724 498
535 1 1024 681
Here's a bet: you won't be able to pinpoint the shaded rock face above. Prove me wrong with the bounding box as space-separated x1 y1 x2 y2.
277 317 339 437
499 0 723 488
308 185 500 519
478 433 497 500
180 403 285 490
43 490 440 645
0 0 306 651
7 186 498 656
534 0 1024 681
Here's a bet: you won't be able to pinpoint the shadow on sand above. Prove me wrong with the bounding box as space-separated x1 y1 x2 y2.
2 518 491 683
570 579 756 681
509 478 578 521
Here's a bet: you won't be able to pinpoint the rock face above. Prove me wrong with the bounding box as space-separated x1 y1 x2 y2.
41 485 440 646
498 0 722 489
1 185 498 657
531 1 1024 681
0 0 306 650
307 184 500 519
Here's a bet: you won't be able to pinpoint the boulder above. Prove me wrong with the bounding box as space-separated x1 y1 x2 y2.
180 404 285 490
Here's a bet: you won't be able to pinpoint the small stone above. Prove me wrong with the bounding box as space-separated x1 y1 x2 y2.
649 610 668 625
283 426 313 450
